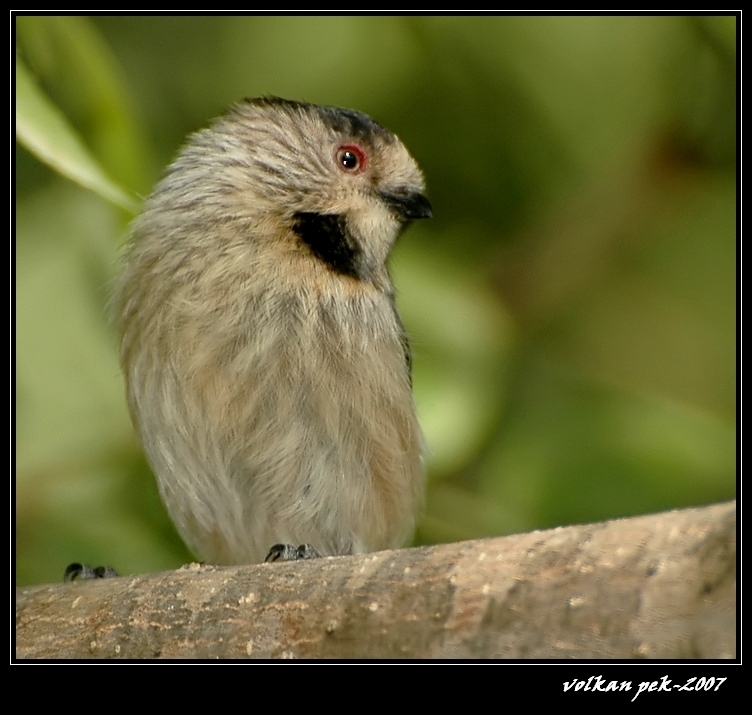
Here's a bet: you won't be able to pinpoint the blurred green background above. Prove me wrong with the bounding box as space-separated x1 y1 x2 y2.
15 15 736 586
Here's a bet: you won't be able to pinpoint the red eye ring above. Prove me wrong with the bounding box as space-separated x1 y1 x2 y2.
335 144 367 173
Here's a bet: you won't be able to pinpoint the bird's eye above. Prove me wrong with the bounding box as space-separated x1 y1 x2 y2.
335 144 367 173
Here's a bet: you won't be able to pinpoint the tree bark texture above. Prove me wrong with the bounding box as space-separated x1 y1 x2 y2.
15 501 736 659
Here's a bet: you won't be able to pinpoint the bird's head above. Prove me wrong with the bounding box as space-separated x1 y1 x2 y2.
148 97 431 284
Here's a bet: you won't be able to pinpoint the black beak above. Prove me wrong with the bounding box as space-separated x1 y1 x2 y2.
380 189 433 221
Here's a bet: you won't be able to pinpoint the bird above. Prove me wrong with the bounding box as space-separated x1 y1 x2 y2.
114 97 431 564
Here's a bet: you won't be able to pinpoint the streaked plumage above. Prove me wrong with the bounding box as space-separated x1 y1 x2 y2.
116 97 431 563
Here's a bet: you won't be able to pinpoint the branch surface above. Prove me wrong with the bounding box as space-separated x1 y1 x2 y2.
15 501 736 659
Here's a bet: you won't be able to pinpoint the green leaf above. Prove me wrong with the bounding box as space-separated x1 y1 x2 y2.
15 56 138 214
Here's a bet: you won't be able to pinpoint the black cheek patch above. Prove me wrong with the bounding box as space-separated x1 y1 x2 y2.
292 212 362 279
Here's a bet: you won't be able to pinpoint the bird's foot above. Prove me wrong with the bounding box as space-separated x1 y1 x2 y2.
64 563 119 582
264 543 321 562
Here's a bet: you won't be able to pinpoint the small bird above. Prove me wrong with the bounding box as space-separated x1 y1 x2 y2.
115 97 431 564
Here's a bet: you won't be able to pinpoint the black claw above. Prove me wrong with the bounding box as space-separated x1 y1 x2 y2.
264 544 297 562
93 565 119 578
64 563 88 581
64 562 118 582
264 543 321 563
295 544 321 560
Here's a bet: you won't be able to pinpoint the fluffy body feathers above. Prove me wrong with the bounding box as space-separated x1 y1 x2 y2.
116 98 430 563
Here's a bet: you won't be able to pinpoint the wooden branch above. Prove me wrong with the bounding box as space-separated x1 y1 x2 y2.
15 501 736 659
